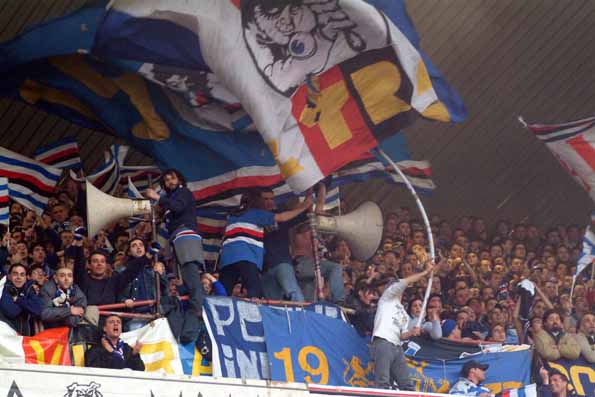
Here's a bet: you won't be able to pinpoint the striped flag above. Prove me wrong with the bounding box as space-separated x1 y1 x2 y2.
0 177 8 225
70 145 122 195
521 115 595 201
0 146 62 215
72 144 160 196
573 219 595 288
33 137 82 171
126 177 143 200
333 158 435 193
195 156 434 264
120 167 161 195
324 186 341 211
498 383 537 397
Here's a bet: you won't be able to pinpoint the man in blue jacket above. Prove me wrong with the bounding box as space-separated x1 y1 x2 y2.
146 169 206 344
0 263 42 335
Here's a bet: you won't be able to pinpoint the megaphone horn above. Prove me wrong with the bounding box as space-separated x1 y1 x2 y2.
86 180 152 238
315 201 383 261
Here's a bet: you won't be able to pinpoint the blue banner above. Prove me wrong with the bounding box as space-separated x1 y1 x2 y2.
202 297 342 380
408 349 532 394
261 306 374 387
549 357 595 397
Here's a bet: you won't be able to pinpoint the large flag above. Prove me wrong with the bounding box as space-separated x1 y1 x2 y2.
74 144 122 195
0 177 8 225
33 137 82 171
0 0 465 201
521 115 595 201
0 146 62 215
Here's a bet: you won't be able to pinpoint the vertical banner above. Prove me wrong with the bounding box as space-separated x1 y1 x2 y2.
548 358 595 397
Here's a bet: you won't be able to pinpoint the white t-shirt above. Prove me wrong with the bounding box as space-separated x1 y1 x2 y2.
372 280 409 345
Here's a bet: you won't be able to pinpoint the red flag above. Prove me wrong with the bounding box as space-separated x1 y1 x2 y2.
22 327 71 366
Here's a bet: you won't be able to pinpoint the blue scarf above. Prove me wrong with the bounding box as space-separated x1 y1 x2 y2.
103 335 125 360
53 282 74 307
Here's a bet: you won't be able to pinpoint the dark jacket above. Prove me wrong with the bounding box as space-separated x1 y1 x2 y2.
40 280 87 328
85 340 145 371
159 185 196 235
263 211 307 271
348 298 376 337
68 245 146 305
118 259 168 313
0 280 42 335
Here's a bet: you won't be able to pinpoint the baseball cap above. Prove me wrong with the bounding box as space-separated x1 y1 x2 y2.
441 319 457 337
461 360 489 377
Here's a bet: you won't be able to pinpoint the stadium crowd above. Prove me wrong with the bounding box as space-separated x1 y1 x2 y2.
0 170 593 395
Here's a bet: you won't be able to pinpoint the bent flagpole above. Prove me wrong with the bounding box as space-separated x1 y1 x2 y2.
375 149 435 328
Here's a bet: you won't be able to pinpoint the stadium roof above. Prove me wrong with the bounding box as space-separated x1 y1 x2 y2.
1 0 594 228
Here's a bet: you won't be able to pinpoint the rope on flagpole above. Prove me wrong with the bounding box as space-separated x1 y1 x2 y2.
375 148 435 328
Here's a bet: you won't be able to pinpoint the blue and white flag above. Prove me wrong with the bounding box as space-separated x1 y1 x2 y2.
324 186 341 211
0 146 62 215
34 137 82 171
0 177 8 225
574 220 595 287
70 144 122 195
126 177 143 200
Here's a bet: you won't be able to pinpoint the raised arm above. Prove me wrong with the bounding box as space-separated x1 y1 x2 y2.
66 238 86 288
401 262 435 286
274 196 313 223
534 284 555 310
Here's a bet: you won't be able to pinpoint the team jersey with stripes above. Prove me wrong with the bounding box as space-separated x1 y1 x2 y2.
219 208 275 270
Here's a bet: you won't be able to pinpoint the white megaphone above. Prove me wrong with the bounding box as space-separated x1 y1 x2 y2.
86 180 152 237
315 201 383 260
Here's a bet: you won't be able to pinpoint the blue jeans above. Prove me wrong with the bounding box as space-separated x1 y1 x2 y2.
262 262 305 302
294 257 345 303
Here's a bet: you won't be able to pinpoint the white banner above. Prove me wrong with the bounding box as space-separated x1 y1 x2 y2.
119 318 184 375
0 363 309 397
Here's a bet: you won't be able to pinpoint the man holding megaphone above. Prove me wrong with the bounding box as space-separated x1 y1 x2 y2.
145 169 206 344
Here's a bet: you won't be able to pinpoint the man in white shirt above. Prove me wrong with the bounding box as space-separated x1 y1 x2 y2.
371 262 434 390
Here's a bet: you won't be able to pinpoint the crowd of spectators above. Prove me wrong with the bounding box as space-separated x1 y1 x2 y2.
0 174 593 388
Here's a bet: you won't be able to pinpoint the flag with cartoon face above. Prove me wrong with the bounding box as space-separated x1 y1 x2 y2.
0 0 465 197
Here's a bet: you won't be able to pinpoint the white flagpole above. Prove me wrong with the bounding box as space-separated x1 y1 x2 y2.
375 149 435 328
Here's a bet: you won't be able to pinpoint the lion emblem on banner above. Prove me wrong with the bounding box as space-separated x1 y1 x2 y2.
241 0 366 96
342 356 374 387
64 382 103 397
